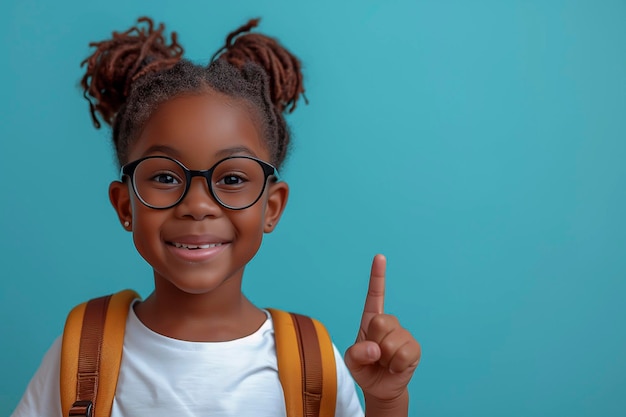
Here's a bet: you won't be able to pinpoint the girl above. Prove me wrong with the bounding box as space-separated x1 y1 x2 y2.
12 17 421 417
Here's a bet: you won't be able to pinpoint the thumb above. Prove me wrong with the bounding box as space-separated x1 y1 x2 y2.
344 341 381 372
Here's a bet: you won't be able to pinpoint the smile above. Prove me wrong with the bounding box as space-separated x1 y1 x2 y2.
171 242 223 250
166 240 229 263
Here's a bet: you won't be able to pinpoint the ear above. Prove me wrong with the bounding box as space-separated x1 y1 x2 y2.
109 180 133 231
264 181 289 233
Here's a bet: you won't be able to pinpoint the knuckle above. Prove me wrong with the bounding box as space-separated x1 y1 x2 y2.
415 340 422 358
369 314 399 332
378 328 410 355
394 345 413 364
389 342 420 372
379 336 402 356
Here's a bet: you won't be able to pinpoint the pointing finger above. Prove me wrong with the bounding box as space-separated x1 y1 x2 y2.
358 254 386 338
364 254 386 314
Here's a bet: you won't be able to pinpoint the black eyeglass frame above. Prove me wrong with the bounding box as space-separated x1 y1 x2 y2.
120 155 279 210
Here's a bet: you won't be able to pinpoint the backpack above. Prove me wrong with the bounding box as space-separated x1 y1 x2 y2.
60 289 337 417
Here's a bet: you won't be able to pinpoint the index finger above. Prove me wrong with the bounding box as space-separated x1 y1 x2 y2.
362 254 386 317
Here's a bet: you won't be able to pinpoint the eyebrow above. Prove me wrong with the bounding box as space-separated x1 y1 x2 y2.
141 145 183 159
142 145 258 160
214 146 259 159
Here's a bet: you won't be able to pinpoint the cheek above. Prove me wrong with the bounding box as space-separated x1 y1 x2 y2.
130 206 165 247
235 207 266 234
229 205 267 245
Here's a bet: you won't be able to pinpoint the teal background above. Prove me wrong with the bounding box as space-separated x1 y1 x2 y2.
1 0 625 415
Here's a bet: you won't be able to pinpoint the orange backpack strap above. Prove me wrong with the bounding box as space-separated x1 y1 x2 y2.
60 289 139 417
268 309 337 417
60 294 335 417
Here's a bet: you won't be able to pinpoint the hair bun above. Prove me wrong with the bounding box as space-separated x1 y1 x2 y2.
81 17 184 128
213 19 305 113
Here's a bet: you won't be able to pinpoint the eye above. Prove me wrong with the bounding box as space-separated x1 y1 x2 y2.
217 174 247 186
152 172 181 185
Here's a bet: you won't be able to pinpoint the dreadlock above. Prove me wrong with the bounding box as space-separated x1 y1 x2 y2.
81 17 304 168
81 17 184 128
213 18 305 114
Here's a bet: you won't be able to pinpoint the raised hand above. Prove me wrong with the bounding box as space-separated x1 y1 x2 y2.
344 254 421 408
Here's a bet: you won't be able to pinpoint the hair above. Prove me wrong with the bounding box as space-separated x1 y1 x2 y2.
80 17 305 168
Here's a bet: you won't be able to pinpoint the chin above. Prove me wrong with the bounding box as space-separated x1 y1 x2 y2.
163 270 241 296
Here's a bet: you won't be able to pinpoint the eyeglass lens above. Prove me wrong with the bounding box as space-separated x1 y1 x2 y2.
132 157 268 209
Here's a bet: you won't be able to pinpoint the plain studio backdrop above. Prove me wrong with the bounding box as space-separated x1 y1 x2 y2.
1 0 625 416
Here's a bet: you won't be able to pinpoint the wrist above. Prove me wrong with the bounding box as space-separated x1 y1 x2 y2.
364 389 409 417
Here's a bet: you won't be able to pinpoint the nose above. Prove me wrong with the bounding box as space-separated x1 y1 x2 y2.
174 176 222 220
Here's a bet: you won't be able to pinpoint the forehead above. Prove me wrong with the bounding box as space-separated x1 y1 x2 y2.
127 92 268 165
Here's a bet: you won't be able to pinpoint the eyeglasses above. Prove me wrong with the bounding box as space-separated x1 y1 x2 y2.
120 155 279 210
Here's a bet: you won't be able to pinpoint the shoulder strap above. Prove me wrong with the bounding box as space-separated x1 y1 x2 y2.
60 289 139 417
60 294 336 417
268 309 337 417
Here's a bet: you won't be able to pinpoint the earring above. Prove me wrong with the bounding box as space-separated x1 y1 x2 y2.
267 223 273 228
124 221 130 228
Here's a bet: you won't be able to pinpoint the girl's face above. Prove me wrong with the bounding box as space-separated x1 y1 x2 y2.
109 92 288 296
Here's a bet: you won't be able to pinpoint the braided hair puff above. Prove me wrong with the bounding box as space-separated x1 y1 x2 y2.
213 18 305 114
81 17 184 129
81 17 305 168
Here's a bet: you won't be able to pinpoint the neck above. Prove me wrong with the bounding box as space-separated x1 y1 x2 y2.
134 269 266 342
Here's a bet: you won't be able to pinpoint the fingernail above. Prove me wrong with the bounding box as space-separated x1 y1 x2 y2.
367 345 377 360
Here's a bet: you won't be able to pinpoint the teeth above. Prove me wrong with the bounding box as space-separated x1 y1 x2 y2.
172 242 223 249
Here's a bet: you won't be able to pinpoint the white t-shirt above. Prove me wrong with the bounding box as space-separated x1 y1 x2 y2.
11 303 364 417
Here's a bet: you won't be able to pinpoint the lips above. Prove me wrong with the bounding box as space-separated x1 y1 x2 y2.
165 235 230 262
165 234 229 247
